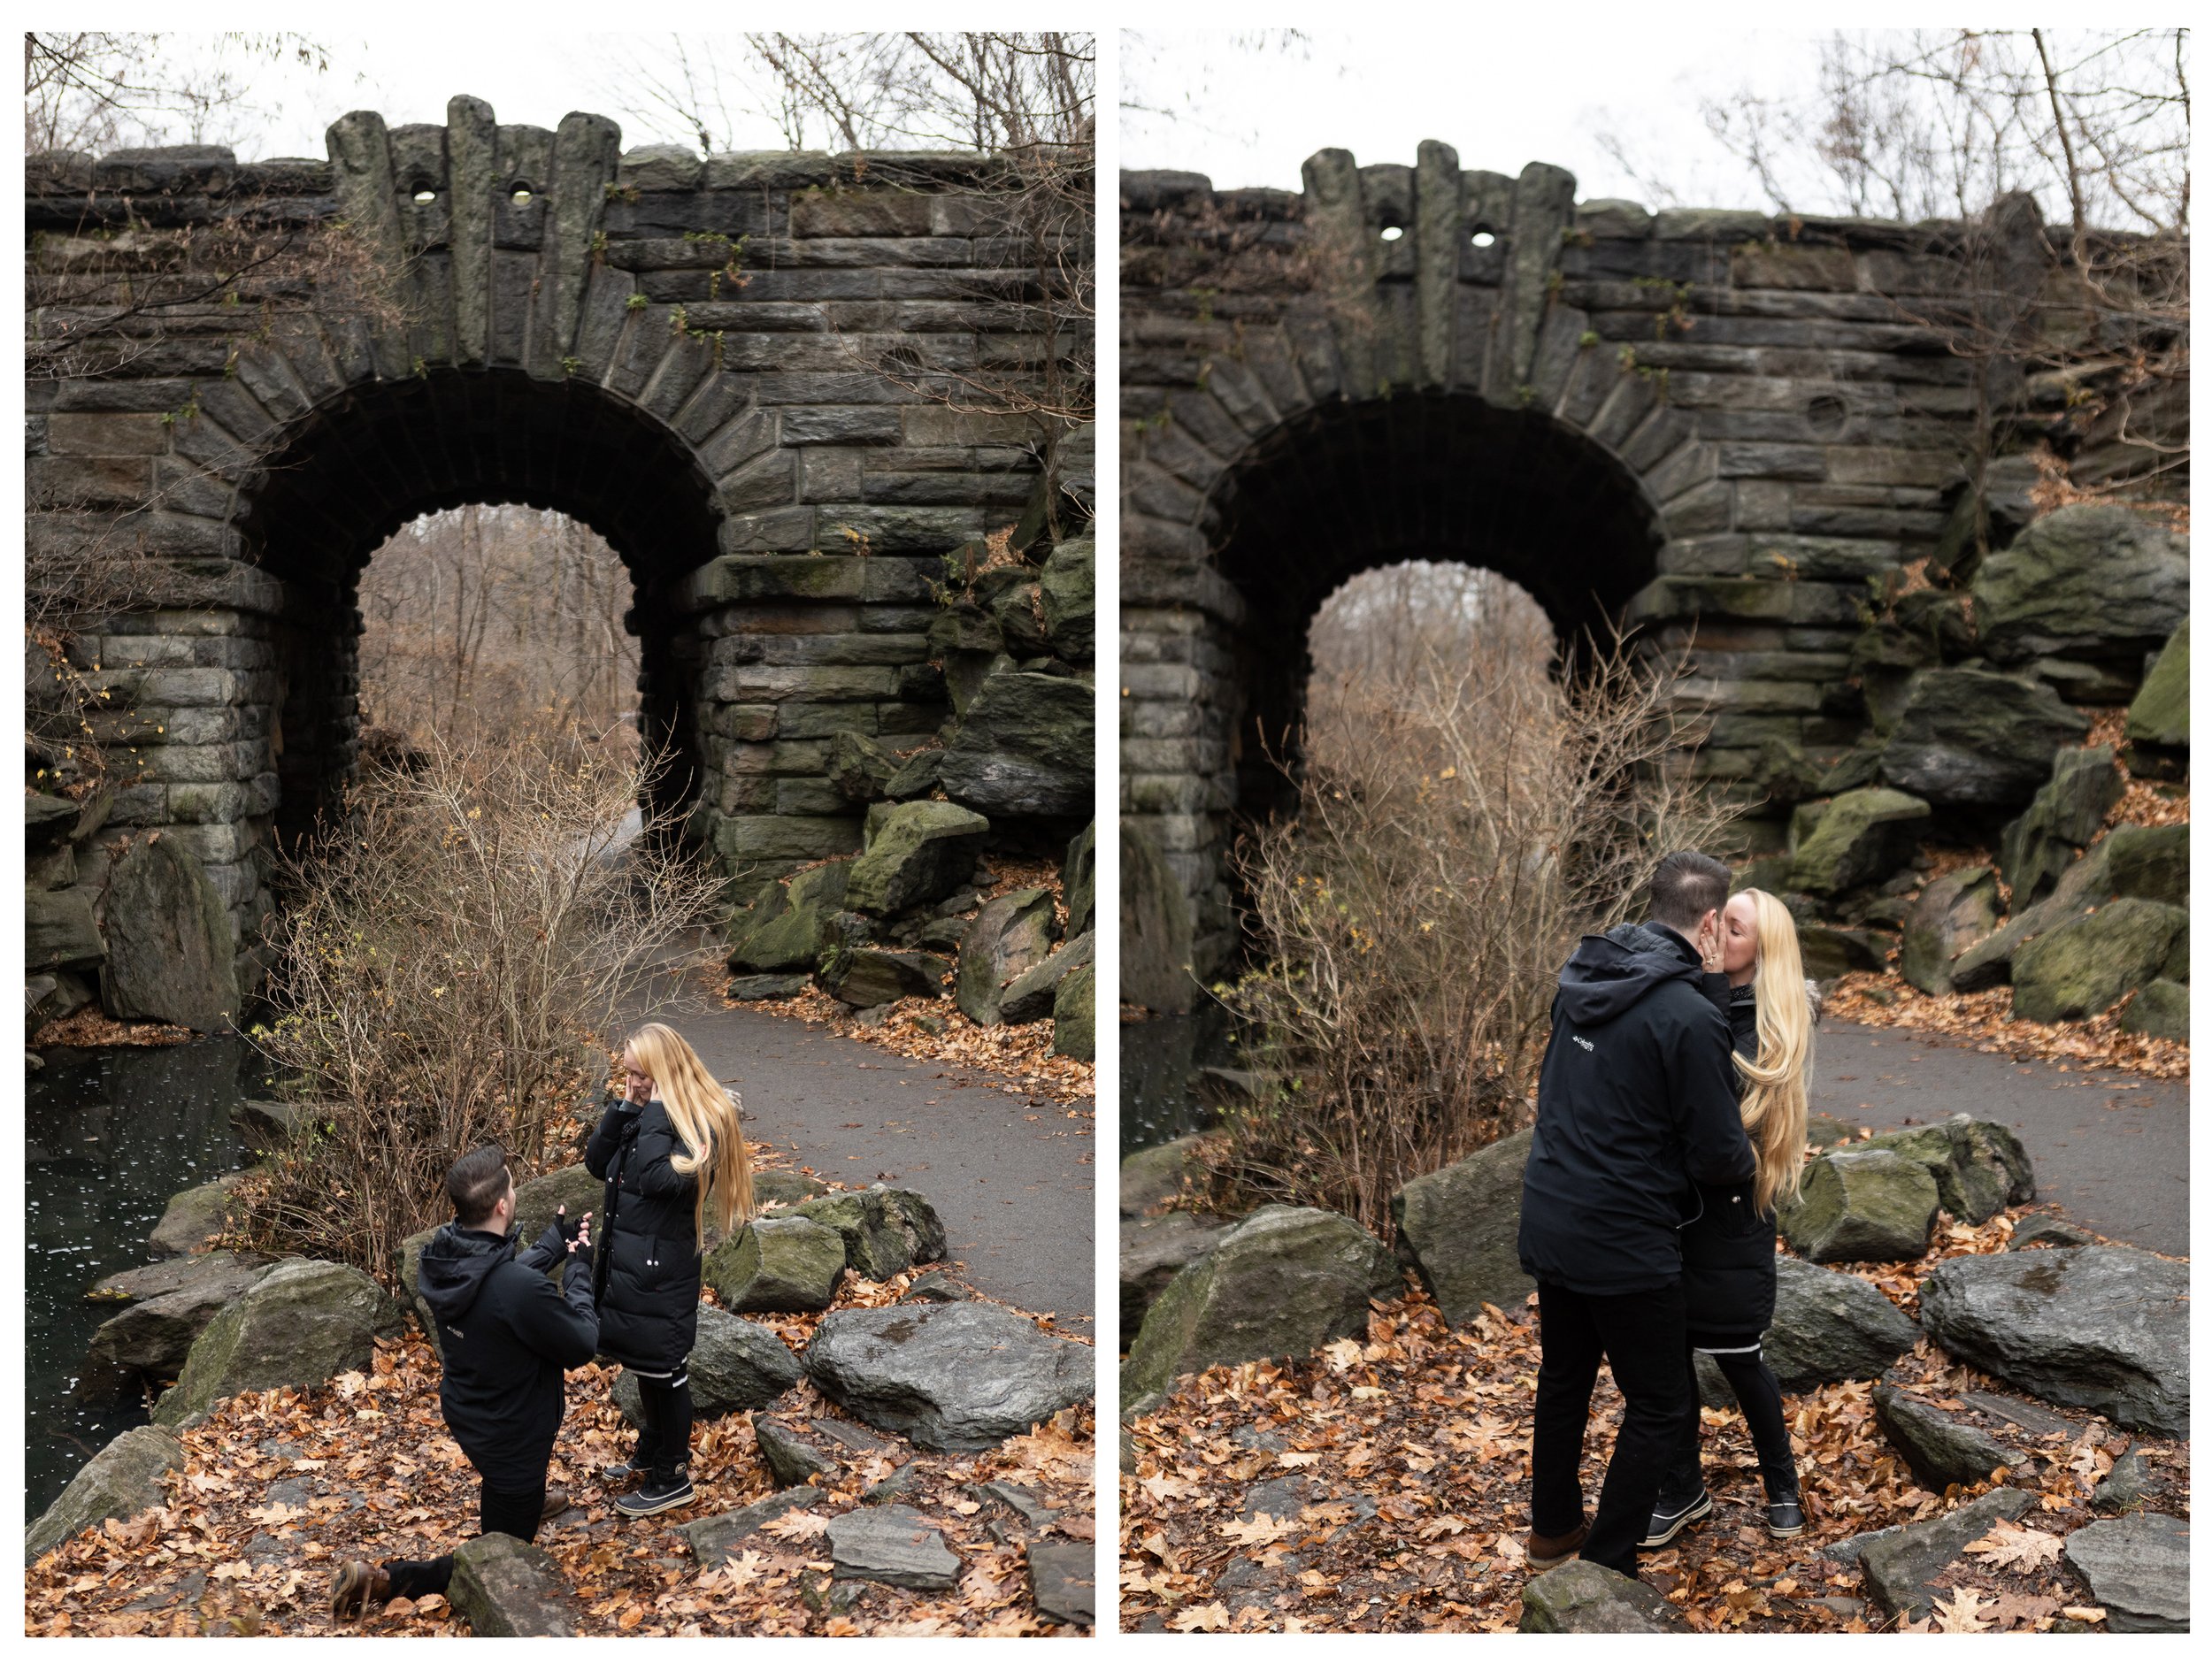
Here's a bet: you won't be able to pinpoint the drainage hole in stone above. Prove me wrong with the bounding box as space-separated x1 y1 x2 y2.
1379 224 1404 241
1471 226 1497 248
412 189 436 204
511 186 534 205
1807 393 1850 436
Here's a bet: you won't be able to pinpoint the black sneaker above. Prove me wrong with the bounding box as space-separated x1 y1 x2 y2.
1766 1494 1806 1538
599 1455 643 1486
614 1470 695 1518
1640 1490 1713 1549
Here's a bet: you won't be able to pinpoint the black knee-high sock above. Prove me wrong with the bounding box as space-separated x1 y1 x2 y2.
638 1371 693 1478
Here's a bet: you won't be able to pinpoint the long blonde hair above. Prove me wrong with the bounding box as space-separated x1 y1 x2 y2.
1733 889 1814 1215
626 1022 754 1245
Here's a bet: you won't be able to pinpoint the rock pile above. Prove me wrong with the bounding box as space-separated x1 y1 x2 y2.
1739 502 2188 1034
721 426 1096 1062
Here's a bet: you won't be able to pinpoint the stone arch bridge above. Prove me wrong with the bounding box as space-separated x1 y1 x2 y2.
1122 143 2048 974
29 96 1083 985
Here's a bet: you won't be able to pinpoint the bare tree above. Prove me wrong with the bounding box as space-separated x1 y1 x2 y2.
24 31 330 157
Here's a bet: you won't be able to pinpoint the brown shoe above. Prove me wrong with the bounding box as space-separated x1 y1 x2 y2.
1526 1522 1587 1572
541 1486 572 1524
330 1560 390 1620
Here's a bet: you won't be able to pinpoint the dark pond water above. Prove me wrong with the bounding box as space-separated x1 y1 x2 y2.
24 1038 257 1516
1120 1011 1217 1155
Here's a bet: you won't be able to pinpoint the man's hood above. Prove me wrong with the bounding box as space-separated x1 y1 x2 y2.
1555 921 1703 1026
418 1222 517 1327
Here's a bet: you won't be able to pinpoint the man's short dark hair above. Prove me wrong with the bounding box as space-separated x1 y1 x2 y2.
447 1145 512 1229
1648 850 1732 933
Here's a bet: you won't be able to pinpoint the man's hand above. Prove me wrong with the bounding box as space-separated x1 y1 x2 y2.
566 1213 593 1255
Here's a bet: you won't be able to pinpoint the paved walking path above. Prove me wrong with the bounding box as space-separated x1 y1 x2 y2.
1813 1022 2188 1257
655 992 1096 1333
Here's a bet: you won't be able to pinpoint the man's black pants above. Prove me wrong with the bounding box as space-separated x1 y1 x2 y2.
382 1477 543 1600
1530 1278 1691 1576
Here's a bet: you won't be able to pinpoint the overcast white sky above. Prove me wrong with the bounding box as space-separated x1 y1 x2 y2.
1120 27 1832 210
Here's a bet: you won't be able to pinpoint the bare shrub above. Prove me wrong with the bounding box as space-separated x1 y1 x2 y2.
1208 637 1744 1235
244 728 726 1279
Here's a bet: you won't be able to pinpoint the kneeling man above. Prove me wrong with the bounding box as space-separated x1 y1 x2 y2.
334 1146 597 1617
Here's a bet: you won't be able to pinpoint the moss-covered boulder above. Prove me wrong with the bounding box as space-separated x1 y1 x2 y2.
1519 1559 1686 1631
846 801 989 915
612 1304 803 1422
1855 1115 2034 1223
1001 931 1093 1025
1061 821 1096 936
2121 979 2188 1041
1999 747 2123 907
1038 533 1095 662
1122 1206 1402 1411
1121 821 1194 1015
820 947 952 1008
99 834 238 1032
1972 504 2189 674
1899 865 2000 993
1049 961 1094 1061
1787 788 1930 895
2105 823 2188 907
729 862 851 973
26 885 105 974
955 887 1057 1026
152 1260 403 1427
2124 618 2188 778
1878 667 2090 810
1388 1129 1534 1328
705 1215 849 1313
2011 897 2187 1023
936 670 1094 820
1779 1149 1940 1262
794 1186 947 1282
23 1424 184 1565
1797 923 1891 981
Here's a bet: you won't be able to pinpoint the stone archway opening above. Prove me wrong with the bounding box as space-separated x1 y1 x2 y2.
1209 393 1665 829
236 367 721 852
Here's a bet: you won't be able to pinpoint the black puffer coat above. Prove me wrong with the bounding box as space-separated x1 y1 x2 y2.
1517 922 1757 1297
1678 981 1776 1339
416 1219 598 1490
586 1097 703 1372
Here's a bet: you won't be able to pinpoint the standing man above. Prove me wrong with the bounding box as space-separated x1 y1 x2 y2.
332 1146 598 1618
1517 850 1755 1579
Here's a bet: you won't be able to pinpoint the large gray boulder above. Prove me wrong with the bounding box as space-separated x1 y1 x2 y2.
1878 667 2089 810
999 931 1093 1024
938 670 1094 819
1899 865 2001 994
1788 788 1930 896
2124 617 2188 760
1779 1148 1940 1262
704 1215 848 1313
804 1301 1094 1451
152 1259 403 1427
1918 1246 2188 1435
1120 1135 1206 1217
612 1304 801 1422
1949 832 2121 992
819 946 952 1008
2062 1513 2189 1633
24 1424 183 1564
146 1173 248 1257
1122 1206 1401 1410
729 862 850 972
955 887 1057 1025
1761 1255 1921 1391
847 801 990 914
2121 978 2188 1040
1120 1210 1231 1348
792 1185 946 1281
1061 821 1096 937
1999 746 2123 907
1871 1384 2027 1489
2105 821 2188 906
2011 896 2187 1022
1852 1115 2033 1223
1972 504 2189 672
753 1418 837 1488
1519 1559 1687 1631
1050 961 1094 1060
826 730 899 802
1855 1488 2034 1621
680 1485 823 1565
395 1163 602 1337
77 1253 283 1402
1387 1129 1535 1328
449 1532 579 1636
86 1248 273 1306
25 885 105 974
826 1504 961 1590
1027 1538 1095 1628
99 834 238 1031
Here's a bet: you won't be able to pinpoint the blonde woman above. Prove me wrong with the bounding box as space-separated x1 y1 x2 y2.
1643 887 1816 1548
585 1022 754 1517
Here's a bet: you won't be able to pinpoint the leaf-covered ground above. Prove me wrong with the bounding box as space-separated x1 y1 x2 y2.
1119 1211 2187 1634
27 1267 1094 1637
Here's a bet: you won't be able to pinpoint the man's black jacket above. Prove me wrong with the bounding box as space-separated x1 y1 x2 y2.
586 1097 704 1372
1517 921 1757 1296
417 1219 598 1491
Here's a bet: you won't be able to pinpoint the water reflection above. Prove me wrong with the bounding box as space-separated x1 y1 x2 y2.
24 1038 255 1515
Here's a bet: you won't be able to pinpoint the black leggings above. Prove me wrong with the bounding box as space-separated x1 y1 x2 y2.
1664 1337 1798 1503
630 1365 695 1480
382 1479 543 1600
